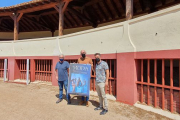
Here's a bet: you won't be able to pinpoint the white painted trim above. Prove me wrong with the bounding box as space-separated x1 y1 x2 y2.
134 103 180 120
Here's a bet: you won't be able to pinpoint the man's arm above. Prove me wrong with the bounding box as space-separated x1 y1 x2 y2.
105 69 109 86
55 69 58 80
67 68 69 76
67 62 70 76
55 63 58 80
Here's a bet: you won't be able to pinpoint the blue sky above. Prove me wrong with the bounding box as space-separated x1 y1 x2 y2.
0 0 31 7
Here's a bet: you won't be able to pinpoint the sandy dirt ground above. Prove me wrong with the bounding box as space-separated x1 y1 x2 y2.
0 81 171 120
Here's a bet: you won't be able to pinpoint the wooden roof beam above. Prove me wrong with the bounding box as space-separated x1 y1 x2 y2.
48 14 59 29
64 15 73 27
14 14 19 40
82 0 103 8
23 17 51 30
62 0 71 13
55 1 65 36
26 14 38 18
103 0 114 19
17 13 23 22
161 0 166 5
3 20 13 30
64 19 69 28
76 14 85 26
10 13 23 22
54 0 72 35
40 16 52 29
20 20 32 31
54 0 71 13
9 13 23 40
19 20 28 31
147 0 156 13
97 3 108 21
28 18 41 30
119 0 125 11
17 2 58 14
64 14 74 27
0 16 11 20
38 16 50 30
139 0 145 11
126 0 133 20
51 14 59 29
86 5 100 23
67 6 97 28
0 25 12 31
151 0 180 11
110 0 122 17
0 18 2 25
0 12 12 17
26 10 58 18
133 3 137 14
66 11 79 26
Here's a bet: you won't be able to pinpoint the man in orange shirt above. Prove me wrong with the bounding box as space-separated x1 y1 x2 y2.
77 50 93 107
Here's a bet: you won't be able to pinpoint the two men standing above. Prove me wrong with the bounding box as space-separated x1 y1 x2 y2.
55 51 109 115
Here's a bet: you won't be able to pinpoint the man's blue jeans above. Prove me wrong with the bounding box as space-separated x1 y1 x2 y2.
58 80 70 101
82 96 89 101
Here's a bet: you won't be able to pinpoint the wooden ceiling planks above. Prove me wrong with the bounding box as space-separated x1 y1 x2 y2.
0 0 180 32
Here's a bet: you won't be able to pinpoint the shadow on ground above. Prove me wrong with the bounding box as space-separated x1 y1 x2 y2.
55 94 99 107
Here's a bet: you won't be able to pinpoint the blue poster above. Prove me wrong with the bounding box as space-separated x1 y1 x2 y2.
67 63 91 97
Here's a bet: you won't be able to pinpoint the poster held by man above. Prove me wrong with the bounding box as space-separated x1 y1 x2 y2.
67 63 91 97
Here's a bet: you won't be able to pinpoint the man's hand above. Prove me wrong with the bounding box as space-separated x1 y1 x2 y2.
56 76 58 80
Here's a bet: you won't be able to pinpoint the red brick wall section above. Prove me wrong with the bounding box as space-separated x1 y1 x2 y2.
173 91 180 114
143 85 148 104
138 83 180 114
150 87 155 106
164 89 171 111
111 80 116 96
137 84 141 101
157 88 162 108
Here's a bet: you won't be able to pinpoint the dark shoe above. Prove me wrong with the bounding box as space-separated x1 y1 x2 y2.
67 100 71 104
56 99 62 104
100 109 108 115
94 107 103 111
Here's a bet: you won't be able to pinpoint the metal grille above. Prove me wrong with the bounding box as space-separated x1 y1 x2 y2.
35 60 52 82
19 59 30 80
0 59 8 80
0 59 4 78
66 59 117 96
137 59 180 114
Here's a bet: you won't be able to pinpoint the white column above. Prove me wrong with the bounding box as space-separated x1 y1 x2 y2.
3 59 7 82
26 59 30 85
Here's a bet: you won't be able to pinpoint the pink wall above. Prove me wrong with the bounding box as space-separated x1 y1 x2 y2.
116 52 138 105
0 53 138 105
3 49 180 106
8 57 20 80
